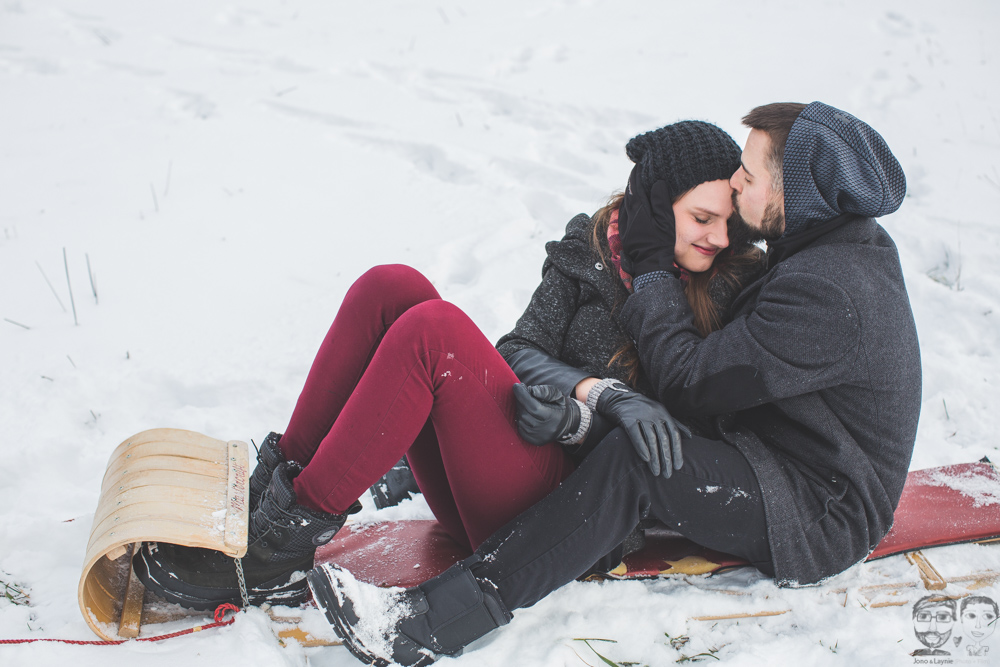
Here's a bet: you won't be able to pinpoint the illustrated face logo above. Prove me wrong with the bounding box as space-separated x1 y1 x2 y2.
961 596 999 648
912 596 957 651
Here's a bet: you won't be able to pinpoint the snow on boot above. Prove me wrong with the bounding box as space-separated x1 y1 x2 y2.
249 431 285 513
307 555 511 666
369 455 422 509
134 461 360 610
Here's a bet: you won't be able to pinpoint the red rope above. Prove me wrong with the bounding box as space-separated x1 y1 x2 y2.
0 603 240 646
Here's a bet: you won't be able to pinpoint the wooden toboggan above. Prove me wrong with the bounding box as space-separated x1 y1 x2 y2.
78 429 250 641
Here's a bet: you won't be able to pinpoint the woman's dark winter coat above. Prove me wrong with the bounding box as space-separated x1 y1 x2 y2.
495 215 634 390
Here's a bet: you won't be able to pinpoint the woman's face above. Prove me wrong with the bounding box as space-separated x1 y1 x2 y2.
962 602 998 642
672 179 733 273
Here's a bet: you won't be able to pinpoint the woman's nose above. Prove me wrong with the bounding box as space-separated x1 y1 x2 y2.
709 220 730 249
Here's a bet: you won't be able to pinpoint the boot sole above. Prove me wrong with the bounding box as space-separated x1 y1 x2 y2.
133 547 311 611
307 566 403 667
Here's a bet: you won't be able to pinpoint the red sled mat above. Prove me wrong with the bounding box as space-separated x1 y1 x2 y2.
869 459 1000 559
315 459 1000 586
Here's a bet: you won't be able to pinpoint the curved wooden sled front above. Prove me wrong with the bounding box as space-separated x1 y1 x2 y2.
78 428 250 641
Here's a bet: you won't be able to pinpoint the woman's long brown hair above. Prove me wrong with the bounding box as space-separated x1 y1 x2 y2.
591 191 762 386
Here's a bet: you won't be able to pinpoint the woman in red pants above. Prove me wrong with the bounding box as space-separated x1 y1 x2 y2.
267 263 578 555
134 119 759 611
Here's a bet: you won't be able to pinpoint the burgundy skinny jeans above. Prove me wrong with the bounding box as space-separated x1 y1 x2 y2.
279 265 576 551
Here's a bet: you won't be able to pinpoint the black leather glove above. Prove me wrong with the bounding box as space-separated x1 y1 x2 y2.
591 379 689 477
618 167 680 278
512 384 583 446
504 348 590 398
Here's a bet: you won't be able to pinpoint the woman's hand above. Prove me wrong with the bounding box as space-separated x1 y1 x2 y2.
589 379 689 477
512 384 586 446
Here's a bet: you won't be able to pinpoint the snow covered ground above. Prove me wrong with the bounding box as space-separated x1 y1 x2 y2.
2 1 999 665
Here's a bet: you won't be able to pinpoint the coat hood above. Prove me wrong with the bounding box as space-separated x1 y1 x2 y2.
781 102 906 237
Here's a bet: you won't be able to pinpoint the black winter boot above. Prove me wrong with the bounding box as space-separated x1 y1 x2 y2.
307 555 511 666
134 461 360 610
369 455 422 509
249 431 286 514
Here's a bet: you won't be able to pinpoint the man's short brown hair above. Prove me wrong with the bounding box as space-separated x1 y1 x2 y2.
742 103 807 194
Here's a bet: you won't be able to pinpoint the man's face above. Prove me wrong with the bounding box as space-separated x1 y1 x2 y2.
914 603 956 649
730 129 785 241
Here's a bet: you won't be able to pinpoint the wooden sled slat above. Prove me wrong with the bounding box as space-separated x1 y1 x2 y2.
88 506 235 553
118 544 145 639
100 468 230 499
906 550 948 591
103 443 229 479
101 459 227 496
102 428 232 465
79 429 249 641
105 453 226 481
92 484 221 527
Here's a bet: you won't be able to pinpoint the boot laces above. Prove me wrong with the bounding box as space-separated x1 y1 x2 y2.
251 488 301 540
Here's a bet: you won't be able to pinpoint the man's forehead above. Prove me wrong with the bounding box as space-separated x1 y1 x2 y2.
743 129 771 162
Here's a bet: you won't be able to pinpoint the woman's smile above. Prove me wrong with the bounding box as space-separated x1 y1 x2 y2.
692 244 721 256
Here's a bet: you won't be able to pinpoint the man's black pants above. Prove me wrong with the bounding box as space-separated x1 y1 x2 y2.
473 428 774 611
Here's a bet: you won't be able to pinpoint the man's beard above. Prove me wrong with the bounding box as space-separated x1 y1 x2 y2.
759 198 785 241
916 630 951 649
732 192 786 243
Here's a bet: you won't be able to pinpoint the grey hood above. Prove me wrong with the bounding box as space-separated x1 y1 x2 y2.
781 102 906 237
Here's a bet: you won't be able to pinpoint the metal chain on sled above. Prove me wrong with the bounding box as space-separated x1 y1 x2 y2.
234 557 251 609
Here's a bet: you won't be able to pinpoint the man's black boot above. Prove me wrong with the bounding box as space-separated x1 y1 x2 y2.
369 455 422 509
134 461 360 610
307 555 512 666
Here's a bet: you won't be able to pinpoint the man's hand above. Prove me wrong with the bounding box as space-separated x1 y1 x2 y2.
512 383 582 446
619 170 680 277
590 380 689 477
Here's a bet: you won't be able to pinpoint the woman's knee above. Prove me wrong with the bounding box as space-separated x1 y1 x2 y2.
349 264 441 309
391 299 478 339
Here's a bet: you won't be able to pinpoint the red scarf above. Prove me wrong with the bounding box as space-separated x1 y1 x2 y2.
606 209 633 291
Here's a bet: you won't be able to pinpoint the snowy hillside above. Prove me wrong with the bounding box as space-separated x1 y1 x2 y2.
2 1 999 665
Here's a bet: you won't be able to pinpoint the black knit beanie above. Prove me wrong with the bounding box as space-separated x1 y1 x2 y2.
626 120 742 197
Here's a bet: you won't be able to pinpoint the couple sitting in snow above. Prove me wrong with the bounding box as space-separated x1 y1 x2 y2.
134 101 921 666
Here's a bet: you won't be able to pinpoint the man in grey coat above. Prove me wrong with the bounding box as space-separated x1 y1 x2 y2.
306 102 922 665
617 102 921 586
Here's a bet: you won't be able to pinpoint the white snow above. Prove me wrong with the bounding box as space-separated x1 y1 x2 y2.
2 0 1000 665
926 468 1000 508
323 565 412 664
